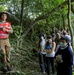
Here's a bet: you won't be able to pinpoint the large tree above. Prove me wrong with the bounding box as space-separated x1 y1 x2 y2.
68 0 74 49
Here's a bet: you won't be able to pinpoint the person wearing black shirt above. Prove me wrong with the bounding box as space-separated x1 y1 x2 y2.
55 37 73 75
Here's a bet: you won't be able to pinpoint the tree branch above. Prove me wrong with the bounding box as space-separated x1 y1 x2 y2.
18 0 74 41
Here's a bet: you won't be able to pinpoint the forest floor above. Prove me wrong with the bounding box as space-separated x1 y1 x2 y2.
1 37 74 75
9 52 74 75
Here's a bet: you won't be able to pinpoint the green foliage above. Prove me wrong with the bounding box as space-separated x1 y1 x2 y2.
0 5 7 12
11 25 23 38
0 0 74 74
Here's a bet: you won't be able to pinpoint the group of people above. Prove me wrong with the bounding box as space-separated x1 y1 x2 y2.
38 29 73 75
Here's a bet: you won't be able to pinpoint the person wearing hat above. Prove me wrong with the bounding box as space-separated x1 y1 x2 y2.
62 30 73 52
0 12 13 71
55 37 73 75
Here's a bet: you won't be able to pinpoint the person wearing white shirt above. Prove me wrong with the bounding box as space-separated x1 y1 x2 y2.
38 33 46 74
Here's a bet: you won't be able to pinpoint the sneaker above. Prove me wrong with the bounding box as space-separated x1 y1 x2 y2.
43 71 46 74
7 65 12 71
1 67 8 72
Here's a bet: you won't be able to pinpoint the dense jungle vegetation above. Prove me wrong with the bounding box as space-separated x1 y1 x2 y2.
0 0 74 75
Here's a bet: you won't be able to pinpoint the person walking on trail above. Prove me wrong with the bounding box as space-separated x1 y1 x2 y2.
38 33 46 74
62 30 73 52
0 12 13 72
55 37 73 75
62 30 71 44
44 35 56 75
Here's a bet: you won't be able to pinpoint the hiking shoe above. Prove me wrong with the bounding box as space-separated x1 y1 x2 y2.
7 65 12 71
1 67 8 72
43 71 46 74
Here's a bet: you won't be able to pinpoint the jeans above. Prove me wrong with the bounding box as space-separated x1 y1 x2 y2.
39 53 46 72
46 57 55 75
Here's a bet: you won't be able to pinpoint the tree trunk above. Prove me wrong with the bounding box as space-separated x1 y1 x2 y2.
62 14 66 30
20 0 24 35
68 0 74 50
20 0 24 26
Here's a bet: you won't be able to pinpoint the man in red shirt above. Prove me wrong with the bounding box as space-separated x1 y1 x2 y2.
0 12 13 71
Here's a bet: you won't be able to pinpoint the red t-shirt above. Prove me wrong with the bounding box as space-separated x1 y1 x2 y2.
0 22 11 38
